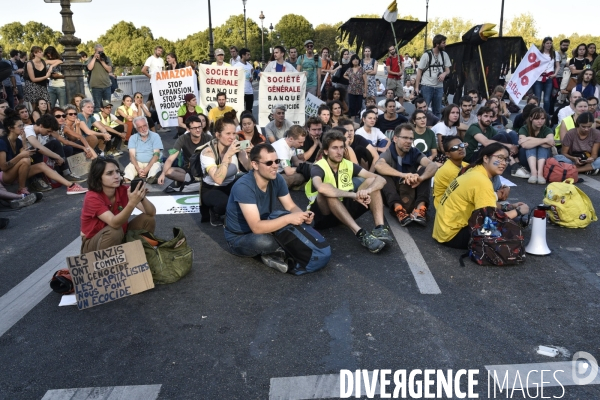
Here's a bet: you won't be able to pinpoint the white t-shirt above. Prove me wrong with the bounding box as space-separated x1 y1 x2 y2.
417 50 451 88
378 99 402 112
376 83 385 95
144 55 165 75
356 126 387 146
235 61 253 95
431 121 457 137
536 51 560 82
403 85 414 99
22 124 50 146
200 150 238 186
271 138 297 173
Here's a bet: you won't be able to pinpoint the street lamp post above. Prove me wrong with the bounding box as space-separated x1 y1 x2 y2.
269 23 274 51
424 0 430 52
44 0 90 103
259 11 265 63
499 0 505 37
208 0 215 63
242 0 248 48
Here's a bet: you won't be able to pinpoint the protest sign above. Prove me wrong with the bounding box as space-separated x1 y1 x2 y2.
150 67 199 127
506 45 552 104
259 72 306 127
67 152 92 177
305 93 325 118
67 241 154 310
197 64 245 118
132 195 199 215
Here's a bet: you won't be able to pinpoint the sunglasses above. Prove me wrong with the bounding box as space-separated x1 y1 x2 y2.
258 159 281 166
448 143 468 152
54 114 66 118
67 112 77 116
306 44 313 48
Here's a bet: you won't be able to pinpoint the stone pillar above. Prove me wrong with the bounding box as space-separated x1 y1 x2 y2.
57 0 85 102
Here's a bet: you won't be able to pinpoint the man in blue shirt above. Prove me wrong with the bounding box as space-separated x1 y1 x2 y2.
224 143 314 273
123 116 164 184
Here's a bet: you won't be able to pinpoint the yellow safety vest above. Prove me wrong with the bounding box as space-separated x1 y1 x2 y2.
305 158 354 205
555 115 575 146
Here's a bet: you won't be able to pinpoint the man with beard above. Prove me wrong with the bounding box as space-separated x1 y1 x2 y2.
305 130 393 253
341 118 379 170
296 39 321 97
123 116 164 184
572 69 599 99
208 92 233 125
224 143 314 273
384 45 404 99
457 95 478 138
300 116 324 163
415 34 451 119
264 104 293 143
286 47 299 69
375 123 438 227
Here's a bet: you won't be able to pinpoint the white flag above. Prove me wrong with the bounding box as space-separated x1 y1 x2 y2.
506 45 552 104
383 0 398 23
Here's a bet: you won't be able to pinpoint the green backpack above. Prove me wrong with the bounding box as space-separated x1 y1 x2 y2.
125 227 193 284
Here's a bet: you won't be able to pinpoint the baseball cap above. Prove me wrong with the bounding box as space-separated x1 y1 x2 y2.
215 48 225 56
304 40 314 46
101 100 113 108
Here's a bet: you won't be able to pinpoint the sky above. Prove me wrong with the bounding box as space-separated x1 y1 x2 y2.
1 0 596 44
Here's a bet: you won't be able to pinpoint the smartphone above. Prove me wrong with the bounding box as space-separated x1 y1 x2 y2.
130 178 143 192
238 140 251 149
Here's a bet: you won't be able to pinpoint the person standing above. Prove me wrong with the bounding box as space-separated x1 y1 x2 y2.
296 40 321 98
24 46 61 106
286 47 299 69
229 46 241 66
320 47 334 101
235 48 254 112
0 46 18 108
43 46 66 108
384 45 404 99
415 35 451 119
86 44 113 113
361 46 378 98
532 37 559 115
343 54 368 119
263 46 296 73
141 46 165 79
211 49 230 67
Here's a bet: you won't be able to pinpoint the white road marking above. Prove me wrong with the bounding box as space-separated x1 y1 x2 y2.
0 237 80 338
385 216 441 294
41 385 162 400
582 176 600 192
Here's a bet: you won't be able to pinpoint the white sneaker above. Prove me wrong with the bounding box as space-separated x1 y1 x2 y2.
260 254 288 273
511 166 531 179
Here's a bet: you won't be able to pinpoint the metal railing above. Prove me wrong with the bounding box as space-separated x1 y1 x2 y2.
116 75 152 99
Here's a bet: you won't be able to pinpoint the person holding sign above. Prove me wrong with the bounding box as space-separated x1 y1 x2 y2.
211 49 230 67
207 92 234 126
80 157 156 253
200 118 251 226
263 46 296 73
176 94 204 139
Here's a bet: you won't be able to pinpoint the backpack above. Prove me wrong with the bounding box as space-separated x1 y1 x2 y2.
543 157 578 183
268 210 331 275
50 268 74 294
460 207 525 267
543 178 597 228
423 50 449 80
189 139 219 183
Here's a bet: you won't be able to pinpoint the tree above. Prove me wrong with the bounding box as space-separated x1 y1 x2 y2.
175 30 210 63
504 13 538 47
0 21 62 53
314 23 339 57
212 15 263 62
275 14 314 55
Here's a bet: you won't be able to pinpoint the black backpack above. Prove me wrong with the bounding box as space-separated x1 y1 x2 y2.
423 50 449 80
0 60 12 82
189 139 219 183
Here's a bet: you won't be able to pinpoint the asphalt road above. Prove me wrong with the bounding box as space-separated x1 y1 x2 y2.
1 117 600 399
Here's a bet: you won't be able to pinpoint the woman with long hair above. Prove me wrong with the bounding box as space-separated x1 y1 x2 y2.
43 46 66 107
586 43 597 63
165 53 184 70
518 107 554 184
361 46 378 97
343 54 368 119
31 98 50 122
556 112 600 174
331 49 351 91
131 92 155 131
116 95 135 141
200 118 251 225
80 157 156 253
569 43 591 78
69 93 85 112
533 37 559 114
433 142 530 249
23 46 62 105
557 98 590 143
329 100 345 128
432 135 468 209
237 113 265 146
327 86 349 115
51 107 91 158
355 109 389 152
432 104 460 152
63 104 96 158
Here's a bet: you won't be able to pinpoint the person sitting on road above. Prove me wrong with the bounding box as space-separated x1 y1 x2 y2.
123 116 164 184
116 95 135 141
360 96 383 119
69 93 84 112
376 78 385 96
158 115 212 187
0 177 41 209
200 118 251 226
62 104 96 158
328 100 346 128
415 98 440 127
264 104 293 143
317 104 332 133
94 100 126 156
433 136 468 209
411 109 438 159
556 98 591 146
31 98 50 122
377 89 404 114
0 112 87 195
176 93 204 139
78 98 112 154
305 129 394 253
518 107 555 185
327 87 349 116
15 105 33 126
224 143 314 273
237 113 265 146
555 112 600 175
51 107 94 160
272 125 308 188
376 98 408 138
80 157 156 253
512 96 540 131
432 104 460 152
300 116 324 164
358 109 391 153
208 91 234 126
340 118 379 171
374 123 438 227
131 92 156 132
433 143 530 249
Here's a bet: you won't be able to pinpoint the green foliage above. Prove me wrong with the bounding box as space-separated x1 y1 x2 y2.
504 13 537 47
274 14 314 54
0 21 63 53
314 23 339 57
175 30 210 63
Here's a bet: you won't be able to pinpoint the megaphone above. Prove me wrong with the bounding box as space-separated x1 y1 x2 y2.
525 204 551 256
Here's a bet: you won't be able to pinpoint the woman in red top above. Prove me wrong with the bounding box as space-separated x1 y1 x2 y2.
80 158 156 253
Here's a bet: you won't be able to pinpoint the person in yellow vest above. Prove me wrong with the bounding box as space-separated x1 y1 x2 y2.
208 91 234 126
305 130 393 253
555 98 591 146
94 100 126 156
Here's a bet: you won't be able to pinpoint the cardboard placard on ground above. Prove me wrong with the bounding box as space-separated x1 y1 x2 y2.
150 67 199 127
66 241 154 310
259 72 306 127
132 194 199 215
197 64 245 118
305 93 325 118
67 152 92 177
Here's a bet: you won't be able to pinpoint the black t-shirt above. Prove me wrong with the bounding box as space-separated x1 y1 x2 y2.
376 114 408 136
350 134 371 151
174 132 211 167
302 135 320 163
569 58 592 76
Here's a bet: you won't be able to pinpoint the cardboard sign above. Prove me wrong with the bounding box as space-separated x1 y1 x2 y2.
67 241 154 310
150 67 199 127
506 45 552 104
132 194 199 215
197 64 245 118
305 93 325 118
67 152 92 177
259 72 306 127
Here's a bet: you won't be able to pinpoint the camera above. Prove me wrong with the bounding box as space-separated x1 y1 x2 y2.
99 52 107 61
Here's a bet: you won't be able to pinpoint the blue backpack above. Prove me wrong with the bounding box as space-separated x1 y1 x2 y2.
269 210 331 275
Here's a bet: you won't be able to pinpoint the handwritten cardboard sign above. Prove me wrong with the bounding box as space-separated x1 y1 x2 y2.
66 241 154 310
305 93 325 118
67 152 92 177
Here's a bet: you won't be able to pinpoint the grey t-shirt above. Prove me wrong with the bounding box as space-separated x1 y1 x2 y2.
264 119 293 142
174 132 211 168
87 56 113 89
418 50 451 88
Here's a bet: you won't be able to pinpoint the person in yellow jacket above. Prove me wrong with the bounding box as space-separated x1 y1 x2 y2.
305 130 393 253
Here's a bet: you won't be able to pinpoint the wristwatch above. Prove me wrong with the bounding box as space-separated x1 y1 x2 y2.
515 207 522 217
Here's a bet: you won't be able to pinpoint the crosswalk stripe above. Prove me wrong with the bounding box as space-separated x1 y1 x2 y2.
41 384 162 400
581 176 600 192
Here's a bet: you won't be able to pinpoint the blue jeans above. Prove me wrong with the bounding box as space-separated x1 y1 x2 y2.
48 85 67 108
3 86 15 108
554 154 600 169
525 147 552 160
420 85 444 118
533 79 553 114
91 86 111 112
226 231 279 257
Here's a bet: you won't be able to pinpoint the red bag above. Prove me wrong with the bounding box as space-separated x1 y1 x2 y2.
50 268 74 294
543 158 578 183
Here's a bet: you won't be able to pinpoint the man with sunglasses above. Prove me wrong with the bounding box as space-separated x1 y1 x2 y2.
296 40 321 98
225 143 313 273
375 123 438 226
94 100 126 156
264 105 293 143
